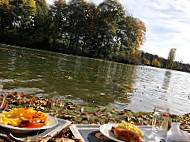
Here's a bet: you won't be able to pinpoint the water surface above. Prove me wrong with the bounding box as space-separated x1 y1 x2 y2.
0 44 190 114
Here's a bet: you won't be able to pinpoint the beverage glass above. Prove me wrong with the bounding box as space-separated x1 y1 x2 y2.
0 92 7 110
152 106 170 141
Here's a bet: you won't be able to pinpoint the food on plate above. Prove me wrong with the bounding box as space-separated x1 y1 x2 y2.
111 121 144 142
0 108 49 128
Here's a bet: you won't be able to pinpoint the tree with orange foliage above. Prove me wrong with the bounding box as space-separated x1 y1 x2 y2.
135 18 146 49
152 58 161 67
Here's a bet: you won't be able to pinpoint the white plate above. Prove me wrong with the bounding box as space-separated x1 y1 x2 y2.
100 124 159 142
0 114 58 133
100 124 124 142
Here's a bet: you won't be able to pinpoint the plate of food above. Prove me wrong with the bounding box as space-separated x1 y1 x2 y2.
100 121 153 142
0 108 58 133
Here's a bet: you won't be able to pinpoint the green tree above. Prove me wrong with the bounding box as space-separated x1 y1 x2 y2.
0 0 147 66
120 17 146 52
0 0 36 43
0 1 15 41
9 0 36 40
33 0 51 49
96 0 126 58
173 61 182 70
66 0 88 54
50 0 67 51
80 2 98 56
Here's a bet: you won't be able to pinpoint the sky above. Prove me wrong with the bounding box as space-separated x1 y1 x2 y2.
46 0 190 63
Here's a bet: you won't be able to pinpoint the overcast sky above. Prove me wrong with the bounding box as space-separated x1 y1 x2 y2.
46 0 190 63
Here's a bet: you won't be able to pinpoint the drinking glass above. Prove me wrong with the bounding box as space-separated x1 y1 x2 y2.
0 92 7 110
152 106 170 141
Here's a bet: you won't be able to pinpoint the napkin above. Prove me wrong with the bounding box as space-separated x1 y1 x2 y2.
167 122 190 142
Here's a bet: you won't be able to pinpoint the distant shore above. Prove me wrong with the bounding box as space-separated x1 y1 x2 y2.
1 43 190 74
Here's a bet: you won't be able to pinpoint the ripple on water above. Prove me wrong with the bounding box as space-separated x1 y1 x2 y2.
1 45 190 114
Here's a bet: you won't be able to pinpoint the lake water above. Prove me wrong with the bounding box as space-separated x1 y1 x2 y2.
0 44 190 115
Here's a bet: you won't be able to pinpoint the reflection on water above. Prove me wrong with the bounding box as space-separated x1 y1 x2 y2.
1 44 190 114
0 45 135 108
162 71 172 90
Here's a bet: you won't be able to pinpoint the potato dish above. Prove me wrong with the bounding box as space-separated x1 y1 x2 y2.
0 108 49 128
111 121 144 142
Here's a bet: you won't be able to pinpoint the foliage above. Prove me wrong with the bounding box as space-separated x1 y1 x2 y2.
167 48 176 69
0 0 15 35
1 0 190 73
152 59 161 67
141 51 190 73
0 0 146 62
144 59 150 65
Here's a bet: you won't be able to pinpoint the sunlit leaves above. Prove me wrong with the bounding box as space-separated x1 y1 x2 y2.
135 18 146 49
0 0 9 5
152 59 161 67
23 0 36 16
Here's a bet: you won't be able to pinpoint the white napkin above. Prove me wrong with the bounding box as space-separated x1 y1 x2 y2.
167 122 190 142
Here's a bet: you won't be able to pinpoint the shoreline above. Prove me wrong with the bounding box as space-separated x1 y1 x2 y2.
1 43 190 74
3 92 190 128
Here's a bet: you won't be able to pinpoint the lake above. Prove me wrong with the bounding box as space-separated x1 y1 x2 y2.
0 44 190 115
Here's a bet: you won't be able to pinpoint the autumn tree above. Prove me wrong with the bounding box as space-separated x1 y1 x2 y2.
152 58 161 67
167 48 176 68
0 0 147 65
0 0 37 44
0 0 15 41
10 0 36 39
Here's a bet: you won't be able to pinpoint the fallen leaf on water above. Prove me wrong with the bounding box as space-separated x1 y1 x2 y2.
68 76 72 79
15 73 21 76
100 93 105 96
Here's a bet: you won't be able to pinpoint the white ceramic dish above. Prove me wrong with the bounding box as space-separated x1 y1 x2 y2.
100 123 160 142
100 124 124 142
0 114 58 133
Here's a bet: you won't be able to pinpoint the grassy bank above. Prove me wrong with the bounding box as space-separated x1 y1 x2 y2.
4 92 190 128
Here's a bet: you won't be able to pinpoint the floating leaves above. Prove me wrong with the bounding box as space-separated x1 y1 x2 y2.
61 76 73 80
99 93 105 96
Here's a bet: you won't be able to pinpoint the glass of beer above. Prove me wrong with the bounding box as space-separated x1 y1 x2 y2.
152 106 170 141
